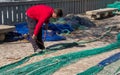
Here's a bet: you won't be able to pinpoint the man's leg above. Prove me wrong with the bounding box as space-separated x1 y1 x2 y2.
26 16 40 52
36 29 45 50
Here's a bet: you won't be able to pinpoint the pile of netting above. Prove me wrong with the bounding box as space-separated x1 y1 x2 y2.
0 33 120 75
6 14 95 42
77 52 120 75
107 1 120 11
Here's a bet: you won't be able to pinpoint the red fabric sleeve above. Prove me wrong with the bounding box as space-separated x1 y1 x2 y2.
33 18 44 36
33 16 50 36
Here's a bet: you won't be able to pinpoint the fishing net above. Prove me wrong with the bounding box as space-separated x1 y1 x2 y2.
97 59 120 75
107 1 120 11
77 52 120 75
115 67 120 75
0 33 120 75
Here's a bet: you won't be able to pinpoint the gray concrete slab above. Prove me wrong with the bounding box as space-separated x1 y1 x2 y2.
0 25 15 41
0 25 15 33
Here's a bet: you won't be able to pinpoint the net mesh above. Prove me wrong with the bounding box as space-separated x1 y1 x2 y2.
0 27 112 73
77 52 120 75
0 34 120 75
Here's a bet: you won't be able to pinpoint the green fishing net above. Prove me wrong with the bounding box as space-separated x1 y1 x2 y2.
0 33 120 75
1 36 120 75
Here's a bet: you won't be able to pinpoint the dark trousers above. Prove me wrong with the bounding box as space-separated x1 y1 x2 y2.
26 16 45 51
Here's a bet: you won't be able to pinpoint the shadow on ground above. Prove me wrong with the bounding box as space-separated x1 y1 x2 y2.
46 42 86 51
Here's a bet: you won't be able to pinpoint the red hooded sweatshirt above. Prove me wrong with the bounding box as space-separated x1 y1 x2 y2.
26 5 54 36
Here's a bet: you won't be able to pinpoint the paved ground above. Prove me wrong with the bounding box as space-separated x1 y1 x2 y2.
0 14 120 75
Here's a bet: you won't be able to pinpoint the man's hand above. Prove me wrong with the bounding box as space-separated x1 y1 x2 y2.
32 34 37 39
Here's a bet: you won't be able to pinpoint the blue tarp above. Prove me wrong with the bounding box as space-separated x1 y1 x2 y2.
15 22 29 35
42 30 66 41
6 22 70 41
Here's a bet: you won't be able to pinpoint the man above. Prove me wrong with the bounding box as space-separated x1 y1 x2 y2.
26 4 63 52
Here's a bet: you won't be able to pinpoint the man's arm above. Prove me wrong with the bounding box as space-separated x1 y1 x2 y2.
33 18 45 37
